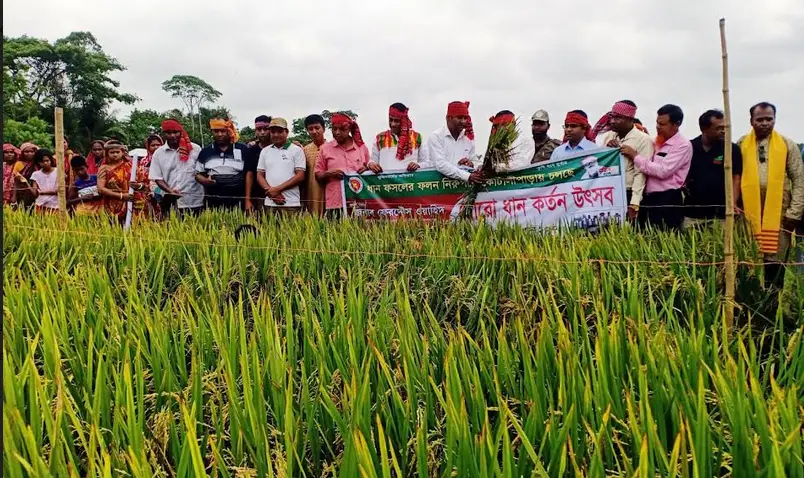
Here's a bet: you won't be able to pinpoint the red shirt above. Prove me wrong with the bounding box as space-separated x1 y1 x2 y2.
315 139 370 210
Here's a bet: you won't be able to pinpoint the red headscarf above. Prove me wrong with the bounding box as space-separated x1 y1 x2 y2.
563 112 595 142
447 101 474 140
161 119 193 162
4 143 21 160
489 113 516 126
86 140 105 174
389 105 414 160
331 113 365 147
590 102 638 139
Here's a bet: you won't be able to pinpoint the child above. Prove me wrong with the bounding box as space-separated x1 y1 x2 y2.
29 149 60 213
68 155 102 216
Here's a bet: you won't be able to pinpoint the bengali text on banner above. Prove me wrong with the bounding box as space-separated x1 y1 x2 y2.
341 147 628 229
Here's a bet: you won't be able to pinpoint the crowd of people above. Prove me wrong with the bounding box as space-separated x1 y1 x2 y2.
3 100 803 293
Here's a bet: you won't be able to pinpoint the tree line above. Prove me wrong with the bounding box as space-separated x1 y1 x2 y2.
3 32 356 151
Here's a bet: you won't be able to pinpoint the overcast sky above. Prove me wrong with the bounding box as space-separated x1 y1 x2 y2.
4 0 803 151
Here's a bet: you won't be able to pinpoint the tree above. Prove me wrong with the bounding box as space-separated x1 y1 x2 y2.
239 126 255 144
2 118 53 148
289 109 357 145
3 32 138 150
118 109 165 147
161 75 222 144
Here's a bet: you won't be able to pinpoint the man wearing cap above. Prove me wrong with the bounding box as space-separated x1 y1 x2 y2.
256 118 306 215
196 117 250 210
530 110 561 163
370 103 428 172
551 110 599 160
244 115 272 214
315 113 374 217
593 100 652 220
426 101 484 184
150 119 204 217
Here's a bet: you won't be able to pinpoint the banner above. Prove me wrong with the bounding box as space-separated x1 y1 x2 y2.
342 148 627 230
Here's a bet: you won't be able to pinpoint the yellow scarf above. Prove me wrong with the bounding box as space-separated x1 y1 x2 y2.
740 130 787 254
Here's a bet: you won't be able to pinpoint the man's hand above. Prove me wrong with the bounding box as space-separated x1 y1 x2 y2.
328 169 345 180
606 138 621 148
782 216 800 233
407 162 420 172
197 175 217 186
244 200 254 213
627 205 639 222
167 189 183 197
458 158 474 167
367 162 383 174
468 171 486 184
619 145 638 160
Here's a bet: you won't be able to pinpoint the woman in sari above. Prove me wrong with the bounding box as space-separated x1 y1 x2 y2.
97 141 149 224
86 140 105 175
140 134 163 218
13 142 40 210
3 144 20 205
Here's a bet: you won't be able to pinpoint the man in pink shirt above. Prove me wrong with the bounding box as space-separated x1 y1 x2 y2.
620 104 692 231
315 113 377 217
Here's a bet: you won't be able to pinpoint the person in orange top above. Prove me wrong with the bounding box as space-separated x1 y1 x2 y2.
97 141 149 224
13 142 40 210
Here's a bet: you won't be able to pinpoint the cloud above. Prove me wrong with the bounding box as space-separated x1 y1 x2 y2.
4 0 803 151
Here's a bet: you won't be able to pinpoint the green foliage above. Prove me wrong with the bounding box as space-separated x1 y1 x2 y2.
3 210 803 476
2 32 137 150
290 109 358 145
161 75 222 109
2 117 53 148
239 126 256 144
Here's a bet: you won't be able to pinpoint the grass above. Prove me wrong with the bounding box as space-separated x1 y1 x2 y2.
2 208 803 477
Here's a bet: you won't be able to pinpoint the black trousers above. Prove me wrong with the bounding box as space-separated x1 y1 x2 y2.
639 189 684 231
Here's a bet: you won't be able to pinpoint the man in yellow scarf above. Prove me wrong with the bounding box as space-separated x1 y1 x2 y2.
737 101 804 295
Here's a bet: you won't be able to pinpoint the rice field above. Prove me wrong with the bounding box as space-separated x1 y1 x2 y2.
3 209 803 477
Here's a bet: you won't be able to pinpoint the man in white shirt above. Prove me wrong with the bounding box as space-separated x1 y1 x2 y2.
592 100 653 221
551 110 600 160
426 101 484 184
149 119 204 217
257 117 306 215
369 103 428 172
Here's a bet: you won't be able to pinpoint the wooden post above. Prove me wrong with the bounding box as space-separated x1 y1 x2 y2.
720 18 735 329
54 107 68 220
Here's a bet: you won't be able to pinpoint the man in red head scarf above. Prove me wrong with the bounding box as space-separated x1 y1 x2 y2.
425 101 483 184
595 100 654 221
149 119 205 217
550 110 600 161
370 103 427 173
314 112 372 216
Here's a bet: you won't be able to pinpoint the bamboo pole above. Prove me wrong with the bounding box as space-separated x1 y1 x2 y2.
720 18 735 329
54 107 68 220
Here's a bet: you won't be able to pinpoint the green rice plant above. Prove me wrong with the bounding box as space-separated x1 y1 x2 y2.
2 207 802 477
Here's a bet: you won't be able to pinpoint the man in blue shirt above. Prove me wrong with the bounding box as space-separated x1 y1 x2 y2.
196 118 250 210
551 110 599 160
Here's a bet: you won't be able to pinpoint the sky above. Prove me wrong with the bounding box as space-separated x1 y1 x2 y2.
4 0 803 151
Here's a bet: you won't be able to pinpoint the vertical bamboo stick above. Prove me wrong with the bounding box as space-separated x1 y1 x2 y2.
720 19 735 329
54 107 68 220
